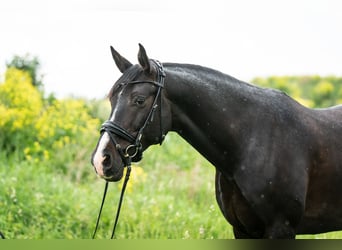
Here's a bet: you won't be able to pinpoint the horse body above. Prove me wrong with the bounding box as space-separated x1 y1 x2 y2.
298 106 342 234
91 45 342 238
164 63 342 237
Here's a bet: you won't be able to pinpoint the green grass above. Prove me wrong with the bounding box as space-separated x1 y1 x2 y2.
1 133 342 239
0 133 231 239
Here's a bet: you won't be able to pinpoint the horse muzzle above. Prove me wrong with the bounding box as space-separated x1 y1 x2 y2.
91 132 143 182
91 132 125 182
92 150 124 182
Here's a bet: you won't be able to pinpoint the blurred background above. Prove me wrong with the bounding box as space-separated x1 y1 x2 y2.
0 0 341 239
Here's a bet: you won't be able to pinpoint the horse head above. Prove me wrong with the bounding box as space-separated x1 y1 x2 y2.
91 44 171 182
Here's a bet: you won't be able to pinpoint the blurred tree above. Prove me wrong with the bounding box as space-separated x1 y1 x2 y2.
252 76 342 108
313 81 335 107
6 54 43 89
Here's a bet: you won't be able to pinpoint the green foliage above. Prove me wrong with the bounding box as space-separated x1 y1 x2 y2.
312 81 335 107
0 67 100 180
0 68 43 153
0 134 231 239
6 54 43 89
252 75 342 108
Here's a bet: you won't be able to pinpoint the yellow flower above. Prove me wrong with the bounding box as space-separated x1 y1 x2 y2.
43 150 50 160
0 68 42 132
117 165 147 193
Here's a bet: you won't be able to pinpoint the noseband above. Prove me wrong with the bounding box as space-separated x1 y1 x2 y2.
93 60 166 239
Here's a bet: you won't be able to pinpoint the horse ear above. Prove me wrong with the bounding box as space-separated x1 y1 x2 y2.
138 43 152 73
110 46 132 73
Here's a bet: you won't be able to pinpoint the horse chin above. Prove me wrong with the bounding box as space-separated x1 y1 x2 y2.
102 170 124 182
101 163 124 182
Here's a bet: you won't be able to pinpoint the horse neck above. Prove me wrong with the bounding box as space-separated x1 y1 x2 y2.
163 63 260 168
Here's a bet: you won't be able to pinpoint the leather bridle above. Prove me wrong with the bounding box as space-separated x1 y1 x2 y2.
100 59 166 166
92 60 166 239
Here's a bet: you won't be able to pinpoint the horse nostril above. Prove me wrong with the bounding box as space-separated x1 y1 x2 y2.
102 154 111 168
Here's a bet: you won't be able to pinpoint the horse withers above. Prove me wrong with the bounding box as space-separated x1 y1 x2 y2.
91 44 342 239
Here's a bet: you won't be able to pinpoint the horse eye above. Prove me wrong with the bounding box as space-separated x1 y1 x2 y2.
134 96 146 106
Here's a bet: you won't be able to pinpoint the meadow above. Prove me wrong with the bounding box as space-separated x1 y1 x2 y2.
0 131 233 239
1 66 342 239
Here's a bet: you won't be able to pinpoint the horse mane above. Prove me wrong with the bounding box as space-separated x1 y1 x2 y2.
165 62 249 83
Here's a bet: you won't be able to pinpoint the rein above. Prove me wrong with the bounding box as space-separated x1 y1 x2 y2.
92 162 131 239
92 60 165 239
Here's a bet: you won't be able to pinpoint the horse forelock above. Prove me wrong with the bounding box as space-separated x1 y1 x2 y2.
108 65 142 99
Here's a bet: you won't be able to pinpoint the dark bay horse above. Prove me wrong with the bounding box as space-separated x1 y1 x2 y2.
91 44 342 239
